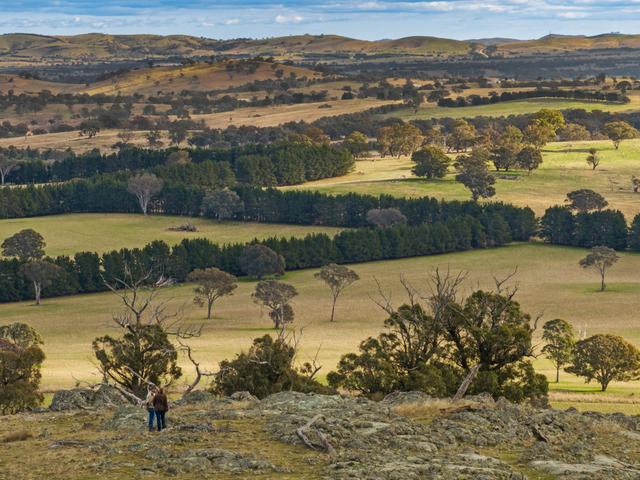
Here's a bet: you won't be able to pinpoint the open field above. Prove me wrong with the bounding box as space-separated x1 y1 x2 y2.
385 96 640 121
4 242 640 412
288 139 640 218
0 214 343 257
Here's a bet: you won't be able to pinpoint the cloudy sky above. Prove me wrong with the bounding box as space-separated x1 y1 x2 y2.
1 1 639 40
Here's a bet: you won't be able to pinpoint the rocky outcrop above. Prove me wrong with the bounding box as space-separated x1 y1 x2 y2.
50 384 132 411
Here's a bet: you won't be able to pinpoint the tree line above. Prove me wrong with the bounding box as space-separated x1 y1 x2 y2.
0 211 513 303
437 89 630 107
1 142 354 187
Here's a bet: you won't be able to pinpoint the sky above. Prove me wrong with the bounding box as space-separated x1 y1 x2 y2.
1 1 639 41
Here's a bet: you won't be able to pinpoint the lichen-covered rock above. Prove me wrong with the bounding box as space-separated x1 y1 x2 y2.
50 384 130 411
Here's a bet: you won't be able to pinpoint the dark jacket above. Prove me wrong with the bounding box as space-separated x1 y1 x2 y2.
153 392 169 412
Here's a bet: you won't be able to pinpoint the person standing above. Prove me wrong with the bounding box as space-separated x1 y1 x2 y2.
145 387 157 432
153 388 169 432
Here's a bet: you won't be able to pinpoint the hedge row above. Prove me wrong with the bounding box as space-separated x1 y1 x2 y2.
0 214 512 303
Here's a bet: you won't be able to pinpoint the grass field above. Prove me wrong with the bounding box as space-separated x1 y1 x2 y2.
4 242 640 412
385 96 640 121
288 139 640 218
0 214 343 257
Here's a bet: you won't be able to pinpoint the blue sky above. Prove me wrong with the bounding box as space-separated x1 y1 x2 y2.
1 1 639 40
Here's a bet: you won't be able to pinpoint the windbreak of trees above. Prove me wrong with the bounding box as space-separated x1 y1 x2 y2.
437 89 630 108
0 214 513 303
4 143 354 187
540 206 638 251
0 178 537 238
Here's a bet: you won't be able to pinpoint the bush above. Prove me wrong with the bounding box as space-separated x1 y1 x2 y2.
212 335 333 398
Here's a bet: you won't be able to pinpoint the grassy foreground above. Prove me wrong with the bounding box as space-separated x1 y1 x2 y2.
0 214 343 256
3 243 640 412
289 139 640 218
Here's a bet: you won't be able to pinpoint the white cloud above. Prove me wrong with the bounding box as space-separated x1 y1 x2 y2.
275 13 304 24
225 18 240 25
558 11 589 18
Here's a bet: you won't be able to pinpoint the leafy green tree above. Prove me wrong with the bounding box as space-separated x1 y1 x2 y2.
603 121 639 149
343 131 369 158
579 246 619 292
377 123 423 157
213 335 331 398
252 280 298 330
20 260 62 306
531 109 565 133
523 123 555 149
239 244 285 279
566 189 608 212
187 268 237 319
127 173 163 215
93 274 182 398
491 125 523 171
558 123 591 141
314 264 360 322
455 148 496 201
201 188 244 221
447 119 477 152
2 229 45 262
411 146 450 179
586 148 601 170
566 334 640 391
516 146 543 174
79 120 100 138
541 319 575 383
0 323 45 414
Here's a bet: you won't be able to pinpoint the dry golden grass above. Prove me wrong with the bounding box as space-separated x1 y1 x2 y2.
1 431 32 443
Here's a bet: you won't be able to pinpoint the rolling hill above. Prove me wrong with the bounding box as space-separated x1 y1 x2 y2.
4 32 640 64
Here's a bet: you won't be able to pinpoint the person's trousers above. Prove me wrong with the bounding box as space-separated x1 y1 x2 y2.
147 408 155 431
155 410 166 431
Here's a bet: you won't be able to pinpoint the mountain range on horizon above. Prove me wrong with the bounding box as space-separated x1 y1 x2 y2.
1 31 640 64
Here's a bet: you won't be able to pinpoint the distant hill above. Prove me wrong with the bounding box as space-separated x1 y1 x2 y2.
2 32 640 64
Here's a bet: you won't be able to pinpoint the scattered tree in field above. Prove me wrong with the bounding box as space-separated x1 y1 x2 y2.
454 148 496 201
565 189 608 212
366 208 407 228
603 121 639 149
491 125 523 171
127 173 163 215
2 229 45 262
116 130 134 147
342 131 369 158
558 123 591 141
541 319 575 383
377 123 423 157
92 271 182 398
239 244 285 279
0 323 45 414
0 154 18 185
79 120 100 138
531 109 565 133
201 189 244 221
566 334 640 391
523 123 555 149
146 128 163 148
633 175 640 193
423 126 447 148
314 264 360 322
328 270 548 402
516 146 543 174
187 268 237 319
168 123 188 145
586 148 601 170
579 246 619 291
213 334 330 398
252 280 298 330
411 146 450 179
20 260 62 305
447 119 477 152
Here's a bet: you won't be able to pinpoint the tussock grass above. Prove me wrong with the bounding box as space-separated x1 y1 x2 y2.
1 430 32 443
